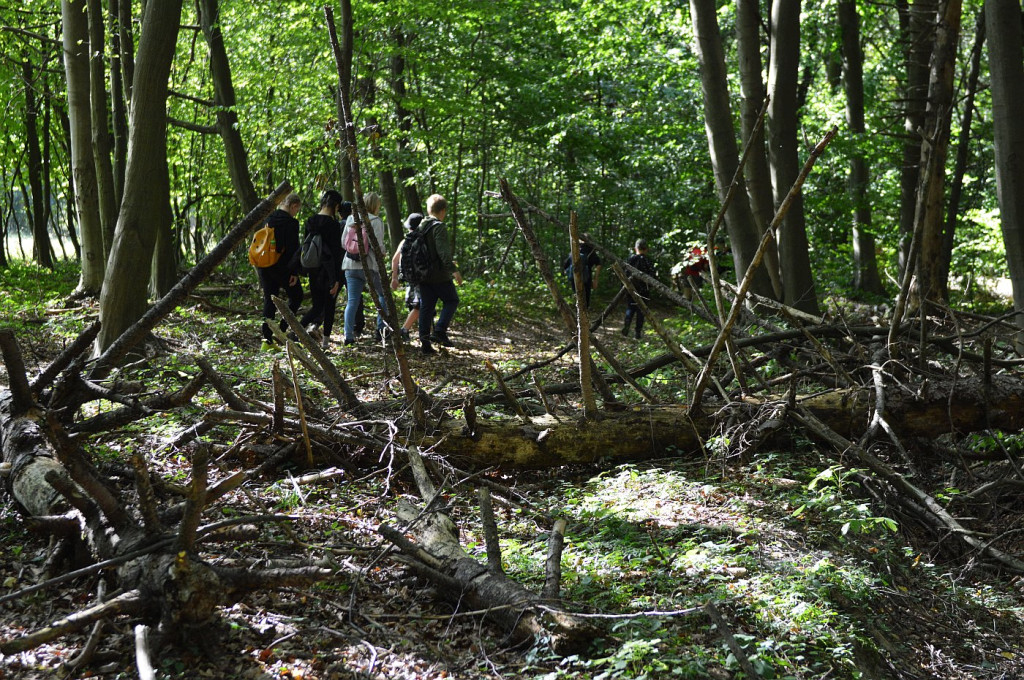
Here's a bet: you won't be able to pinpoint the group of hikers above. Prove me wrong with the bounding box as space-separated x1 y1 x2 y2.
252 190 460 355
252 189 713 354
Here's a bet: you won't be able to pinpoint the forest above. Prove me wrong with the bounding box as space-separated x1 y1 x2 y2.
3 0 1024 678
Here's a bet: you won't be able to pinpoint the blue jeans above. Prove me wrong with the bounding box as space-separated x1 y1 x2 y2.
344 269 387 341
418 280 459 340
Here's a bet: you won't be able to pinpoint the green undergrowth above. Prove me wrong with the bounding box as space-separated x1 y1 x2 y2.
462 453 1024 679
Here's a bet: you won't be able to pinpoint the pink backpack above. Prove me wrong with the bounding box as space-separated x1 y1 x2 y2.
344 218 373 256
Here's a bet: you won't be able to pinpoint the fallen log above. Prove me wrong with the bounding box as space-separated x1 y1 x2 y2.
422 375 1024 468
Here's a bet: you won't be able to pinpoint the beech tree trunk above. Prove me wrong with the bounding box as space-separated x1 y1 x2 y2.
63 0 106 293
838 0 883 296
689 0 776 300
986 0 1024 345
767 0 821 315
97 0 184 351
735 0 783 298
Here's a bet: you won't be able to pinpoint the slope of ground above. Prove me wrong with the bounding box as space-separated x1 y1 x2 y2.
2 260 1024 679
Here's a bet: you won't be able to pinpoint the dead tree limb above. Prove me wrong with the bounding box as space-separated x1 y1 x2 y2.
380 452 600 654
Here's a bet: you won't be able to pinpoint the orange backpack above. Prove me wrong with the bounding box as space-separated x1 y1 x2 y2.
248 224 281 268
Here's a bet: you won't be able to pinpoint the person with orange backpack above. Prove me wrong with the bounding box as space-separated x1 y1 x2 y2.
253 193 303 350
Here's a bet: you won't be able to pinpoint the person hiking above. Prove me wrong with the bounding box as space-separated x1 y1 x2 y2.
563 241 601 308
390 212 424 342
417 194 462 355
298 190 345 348
257 193 303 350
622 238 657 339
341 192 388 345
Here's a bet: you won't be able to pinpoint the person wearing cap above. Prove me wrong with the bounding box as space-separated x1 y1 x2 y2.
390 212 425 342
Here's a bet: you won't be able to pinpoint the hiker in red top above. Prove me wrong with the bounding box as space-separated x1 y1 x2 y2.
672 246 710 300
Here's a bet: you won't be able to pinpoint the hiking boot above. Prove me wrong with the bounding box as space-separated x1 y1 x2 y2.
421 339 437 355
321 336 331 349
400 328 411 342
430 331 455 348
343 338 355 346
621 325 629 337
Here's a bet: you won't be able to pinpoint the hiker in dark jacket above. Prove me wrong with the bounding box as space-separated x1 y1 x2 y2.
259 193 303 349
417 194 462 355
622 238 657 339
298 191 345 348
562 242 601 308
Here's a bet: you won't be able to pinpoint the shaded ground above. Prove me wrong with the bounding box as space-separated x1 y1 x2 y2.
3 266 1024 679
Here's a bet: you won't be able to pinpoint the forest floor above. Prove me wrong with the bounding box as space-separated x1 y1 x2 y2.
3 261 1024 679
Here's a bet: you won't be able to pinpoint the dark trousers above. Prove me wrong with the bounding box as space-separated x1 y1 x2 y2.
259 267 303 342
300 281 338 339
418 280 459 340
623 300 645 336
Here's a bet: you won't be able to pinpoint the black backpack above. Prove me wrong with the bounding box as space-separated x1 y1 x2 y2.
300 230 324 270
399 222 436 284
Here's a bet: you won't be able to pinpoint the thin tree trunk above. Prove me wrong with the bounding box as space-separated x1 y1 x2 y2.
63 0 105 293
897 0 936 276
940 10 985 294
915 0 962 305
109 0 128 207
197 0 259 212
88 0 118 258
56 106 82 261
336 0 354 201
839 0 884 295
391 28 422 215
97 0 184 351
22 59 52 269
767 0 821 315
689 0 776 301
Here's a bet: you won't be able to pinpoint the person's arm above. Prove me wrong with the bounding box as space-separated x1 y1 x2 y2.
432 222 456 275
391 240 404 289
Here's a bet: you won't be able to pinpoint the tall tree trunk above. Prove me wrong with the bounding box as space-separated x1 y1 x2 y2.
986 0 1024 346
940 10 985 293
109 0 129 207
390 27 422 215
197 0 258 212
767 0 821 315
897 0 937 276
21 59 52 269
689 0 776 300
735 0 782 298
97 0 183 352
838 0 883 295
63 0 105 294
88 0 118 258
914 0 961 305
